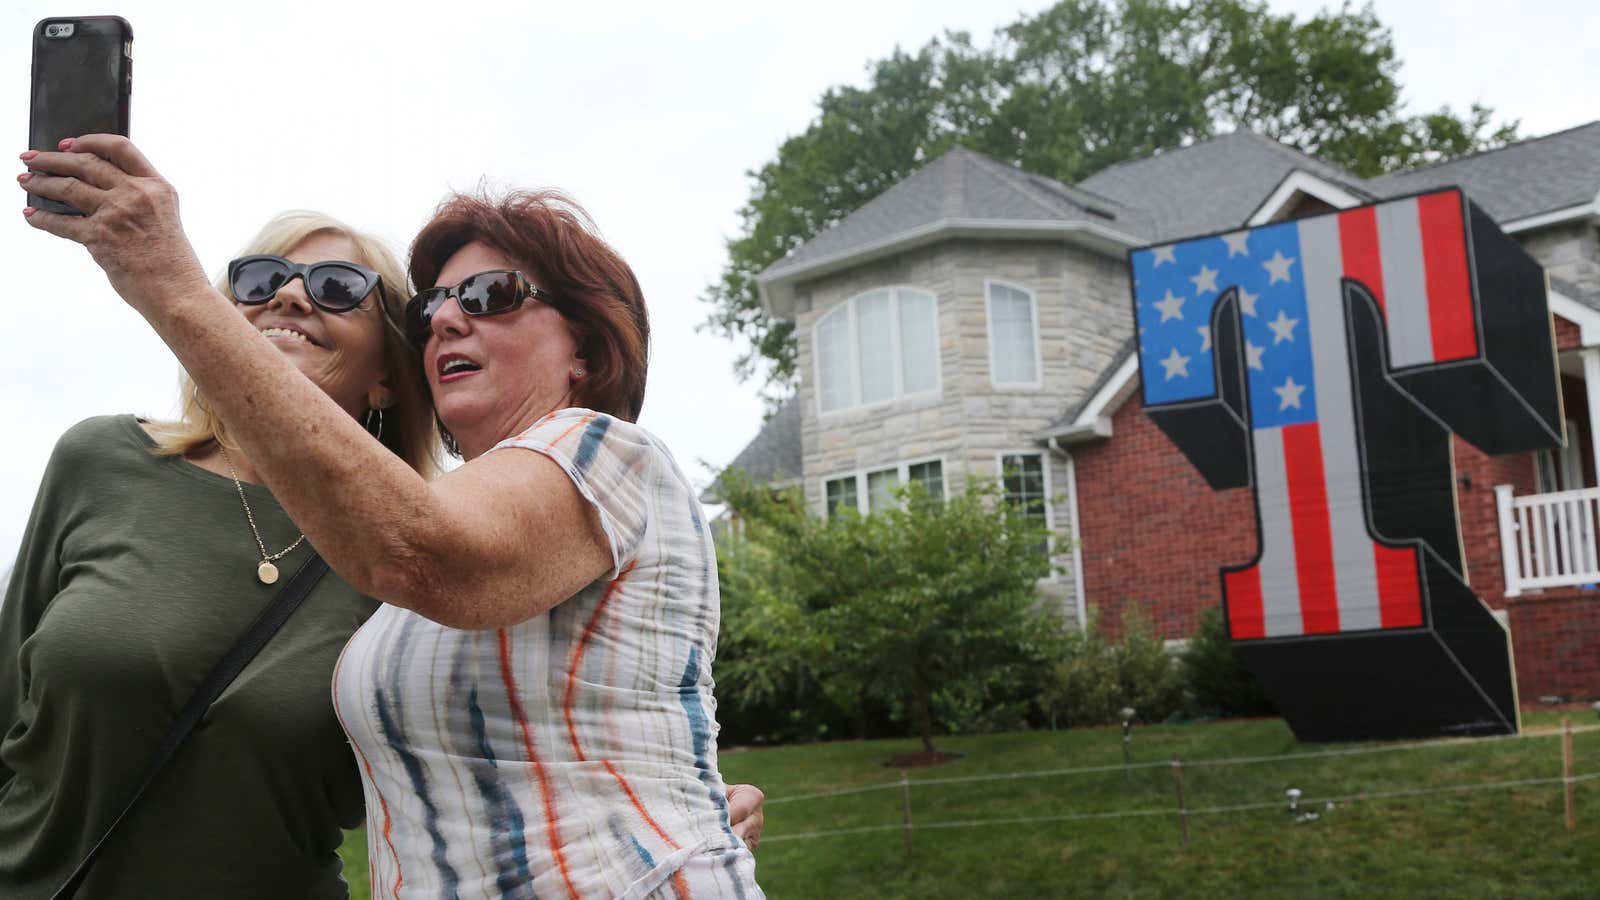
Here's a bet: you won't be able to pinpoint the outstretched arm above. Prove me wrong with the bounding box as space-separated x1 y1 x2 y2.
20 137 611 628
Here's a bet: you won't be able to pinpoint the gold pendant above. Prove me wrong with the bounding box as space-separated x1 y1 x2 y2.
257 561 280 584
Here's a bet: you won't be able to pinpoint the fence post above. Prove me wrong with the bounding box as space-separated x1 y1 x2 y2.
1563 717 1576 831
1495 484 1522 597
1171 755 1189 849
900 771 914 860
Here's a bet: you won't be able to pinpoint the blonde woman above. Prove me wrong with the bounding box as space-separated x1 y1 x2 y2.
0 210 438 898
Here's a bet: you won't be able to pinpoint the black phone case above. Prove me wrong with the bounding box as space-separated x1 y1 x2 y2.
28 16 133 215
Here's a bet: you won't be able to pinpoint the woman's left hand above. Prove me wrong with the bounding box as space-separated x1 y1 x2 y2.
726 783 765 851
19 134 210 314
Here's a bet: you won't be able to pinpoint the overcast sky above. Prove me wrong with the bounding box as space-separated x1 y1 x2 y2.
0 0 1594 560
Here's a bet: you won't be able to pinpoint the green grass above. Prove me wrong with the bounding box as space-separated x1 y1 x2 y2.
338 710 1600 899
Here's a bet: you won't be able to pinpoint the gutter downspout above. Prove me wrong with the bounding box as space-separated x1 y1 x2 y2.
1047 436 1090 633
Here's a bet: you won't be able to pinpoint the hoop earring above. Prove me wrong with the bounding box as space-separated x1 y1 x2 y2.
364 407 385 441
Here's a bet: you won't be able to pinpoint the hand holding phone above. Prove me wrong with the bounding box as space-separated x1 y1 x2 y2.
28 16 133 216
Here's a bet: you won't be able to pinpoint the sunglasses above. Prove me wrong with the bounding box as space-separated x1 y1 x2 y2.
228 254 385 313
406 270 555 347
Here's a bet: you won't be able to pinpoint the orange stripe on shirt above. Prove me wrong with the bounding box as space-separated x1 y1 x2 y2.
563 564 687 853
498 628 581 900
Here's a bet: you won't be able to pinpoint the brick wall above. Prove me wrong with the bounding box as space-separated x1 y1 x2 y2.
1074 387 1600 700
1072 395 1255 638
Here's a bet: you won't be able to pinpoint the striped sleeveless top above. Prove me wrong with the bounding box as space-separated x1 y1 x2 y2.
333 409 761 899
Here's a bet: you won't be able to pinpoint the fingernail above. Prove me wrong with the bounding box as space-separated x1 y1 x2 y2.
16 173 31 183
22 207 35 217
19 150 38 161
58 138 74 150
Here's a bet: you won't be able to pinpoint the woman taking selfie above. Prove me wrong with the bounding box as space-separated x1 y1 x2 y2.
20 135 763 898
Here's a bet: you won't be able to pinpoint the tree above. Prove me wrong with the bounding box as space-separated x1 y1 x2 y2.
701 0 1517 393
718 472 1060 753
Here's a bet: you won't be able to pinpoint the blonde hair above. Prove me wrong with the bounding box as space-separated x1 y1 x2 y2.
146 211 440 477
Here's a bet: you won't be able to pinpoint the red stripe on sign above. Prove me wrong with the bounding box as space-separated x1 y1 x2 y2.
1282 424 1341 634
1418 191 1479 360
1224 566 1265 639
1338 206 1386 316
1373 544 1424 629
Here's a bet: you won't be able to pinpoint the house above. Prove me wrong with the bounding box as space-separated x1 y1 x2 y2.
720 122 1600 700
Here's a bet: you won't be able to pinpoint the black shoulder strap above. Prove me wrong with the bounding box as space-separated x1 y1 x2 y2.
51 553 331 900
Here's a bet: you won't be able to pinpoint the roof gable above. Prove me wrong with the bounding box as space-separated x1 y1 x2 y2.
1077 132 1375 241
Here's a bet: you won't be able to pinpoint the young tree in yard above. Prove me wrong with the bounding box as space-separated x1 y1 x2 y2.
702 0 1517 394
718 472 1059 754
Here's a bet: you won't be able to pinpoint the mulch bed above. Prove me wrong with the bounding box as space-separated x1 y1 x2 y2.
884 750 964 768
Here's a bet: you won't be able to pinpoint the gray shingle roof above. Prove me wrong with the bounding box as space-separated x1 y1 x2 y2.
1076 131 1376 241
762 145 1148 281
701 397 803 501
1367 121 1600 223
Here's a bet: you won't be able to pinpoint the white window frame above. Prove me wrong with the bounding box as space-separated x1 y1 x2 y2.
812 286 942 416
821 455 948 517
984 279 1044 390
996 449 1056 559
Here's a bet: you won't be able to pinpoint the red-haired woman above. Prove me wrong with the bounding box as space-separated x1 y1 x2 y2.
22 136 763 898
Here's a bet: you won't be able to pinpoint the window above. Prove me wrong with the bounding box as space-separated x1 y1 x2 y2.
1001 452 1049 552
825 476 858 516
866 468 900 512
987 282 1040 386
814 287 939 413
824 459 945 516
907 460 944 500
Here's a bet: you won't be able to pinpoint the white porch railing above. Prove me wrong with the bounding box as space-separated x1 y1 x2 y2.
1495 484 1600 597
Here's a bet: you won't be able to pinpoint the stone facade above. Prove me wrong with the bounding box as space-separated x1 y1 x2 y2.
1522 222 1600 298
788 238 1133 624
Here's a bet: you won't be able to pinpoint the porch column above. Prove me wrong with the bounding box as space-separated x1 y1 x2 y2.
1584 348 1600 483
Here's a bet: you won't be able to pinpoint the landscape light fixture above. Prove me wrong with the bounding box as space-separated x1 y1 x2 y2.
1286 787 1302 814
1119 707 1137 769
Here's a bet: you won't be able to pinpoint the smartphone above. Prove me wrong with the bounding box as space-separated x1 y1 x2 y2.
28 16 133 215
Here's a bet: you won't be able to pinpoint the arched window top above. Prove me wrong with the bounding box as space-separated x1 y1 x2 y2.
814 286 940 414
985 279 1042 388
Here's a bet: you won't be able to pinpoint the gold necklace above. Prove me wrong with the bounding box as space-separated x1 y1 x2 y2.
218 444 306 584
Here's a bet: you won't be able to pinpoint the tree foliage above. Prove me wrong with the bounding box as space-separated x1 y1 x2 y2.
702 0 1517 393
716 472 1060 753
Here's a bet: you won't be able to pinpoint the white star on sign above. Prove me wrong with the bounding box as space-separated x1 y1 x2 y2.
1161 346 1191 380
1154 289 1185 322
1268 309 1300 345
1246 340 1266 371
1151 245 1177 267
1222 231 1251 257
1190 265 1220 296
1274 376 1307 410
1197 325 1211 352
1237 287 1260 318
1264 250 1296 284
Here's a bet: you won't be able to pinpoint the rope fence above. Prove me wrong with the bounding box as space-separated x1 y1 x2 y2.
759 718 1600 850
765 722 1600 805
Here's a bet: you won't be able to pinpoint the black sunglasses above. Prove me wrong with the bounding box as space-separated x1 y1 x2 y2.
228 254 385 313
406 270 555 346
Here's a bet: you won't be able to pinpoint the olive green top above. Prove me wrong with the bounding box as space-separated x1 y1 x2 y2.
0 416 376 899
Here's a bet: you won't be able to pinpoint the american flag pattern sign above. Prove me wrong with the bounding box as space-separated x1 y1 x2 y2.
1129 188 1561 739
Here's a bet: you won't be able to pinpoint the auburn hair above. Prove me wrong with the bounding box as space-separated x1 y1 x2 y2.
409 190 651 432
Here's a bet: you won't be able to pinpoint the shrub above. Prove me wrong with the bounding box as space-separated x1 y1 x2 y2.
1180 606 1278 718
1036 607 1181 728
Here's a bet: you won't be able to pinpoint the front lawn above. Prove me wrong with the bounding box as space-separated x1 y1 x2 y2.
339 710 1600 898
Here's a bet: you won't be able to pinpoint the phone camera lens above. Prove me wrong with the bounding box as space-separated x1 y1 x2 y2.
45 25 58 35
